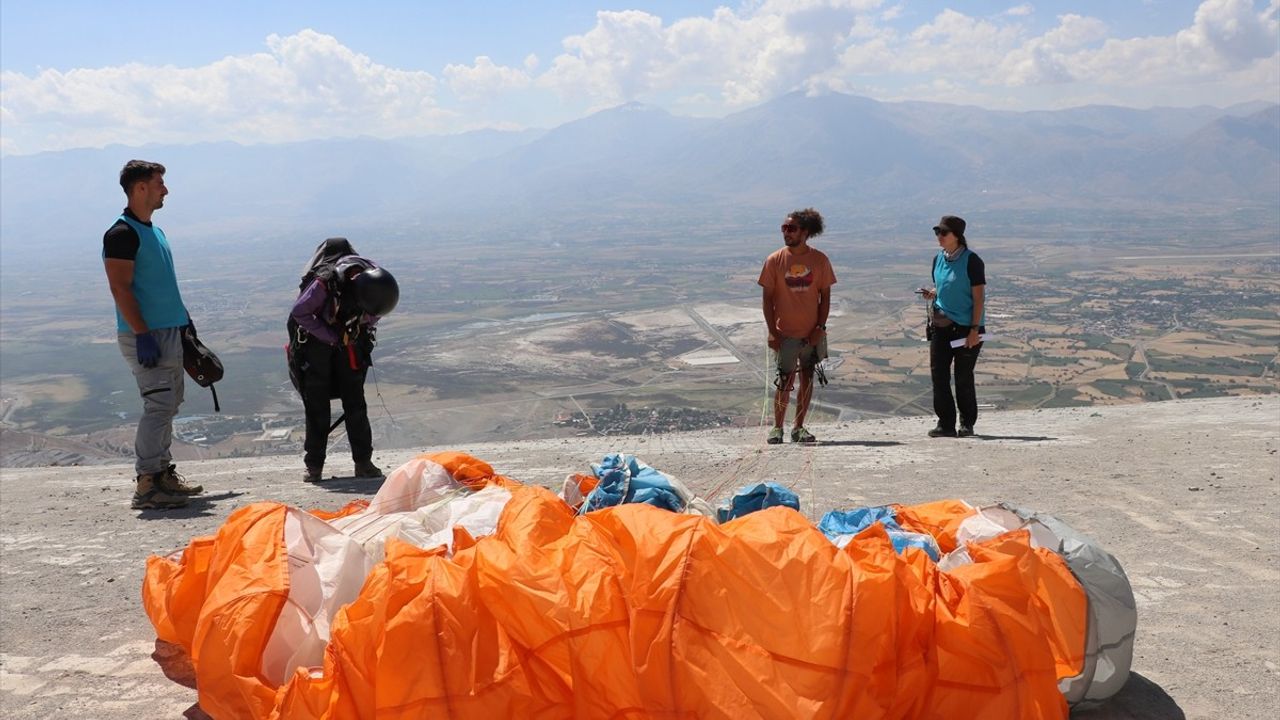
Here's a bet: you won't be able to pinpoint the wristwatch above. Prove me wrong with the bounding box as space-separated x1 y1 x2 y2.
816 324 826 330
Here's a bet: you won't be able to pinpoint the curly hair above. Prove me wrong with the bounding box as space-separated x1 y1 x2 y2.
787 208 824 238
119 160 165 194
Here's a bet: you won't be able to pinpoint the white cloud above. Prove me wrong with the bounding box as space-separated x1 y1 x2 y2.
444 56 532 99
827 0 1277 102
896 10 1026 75
661 9 779 102
1052 0 1278 86
1042 13 1110 48
1 1 1277 154
0 29 448 154
537 10 674 104
752 0 882 12
537 1 882 107
1177 0 1279 68
996 14 1110 85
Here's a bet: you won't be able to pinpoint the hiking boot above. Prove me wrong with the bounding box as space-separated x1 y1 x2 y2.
928 425 957 438
791 427 817 443
957 424 975 438
303 466 324 483
354 461 384 478
132 473 189 510
766 427 784 444
159 464 203 495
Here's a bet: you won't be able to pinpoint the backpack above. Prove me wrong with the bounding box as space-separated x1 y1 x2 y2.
297 237 357 291
285 238 375 397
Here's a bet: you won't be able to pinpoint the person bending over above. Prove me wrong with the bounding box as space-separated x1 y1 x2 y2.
290 253 398 481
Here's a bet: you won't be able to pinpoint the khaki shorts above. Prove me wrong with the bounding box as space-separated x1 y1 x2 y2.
775 335 827 381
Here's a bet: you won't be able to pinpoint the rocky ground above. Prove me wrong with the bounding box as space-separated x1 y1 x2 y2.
1 395 1277 719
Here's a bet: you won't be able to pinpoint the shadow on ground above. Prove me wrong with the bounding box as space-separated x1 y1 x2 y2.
815 440 905 447
136 490 247 520
1072 673 1184 719
307 474 388 494
159 657 1179 719
974 434 1058 442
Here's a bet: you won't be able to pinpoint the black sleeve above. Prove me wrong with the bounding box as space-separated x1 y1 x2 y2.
103 221 140 260
967 253 986 286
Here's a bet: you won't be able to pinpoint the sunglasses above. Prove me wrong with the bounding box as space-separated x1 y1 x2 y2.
781 223 799 233
934 228 952 237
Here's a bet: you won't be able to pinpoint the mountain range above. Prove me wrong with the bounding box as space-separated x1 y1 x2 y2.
2 91 1276 264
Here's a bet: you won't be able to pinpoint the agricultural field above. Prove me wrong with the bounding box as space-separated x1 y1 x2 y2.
1 224 1276 465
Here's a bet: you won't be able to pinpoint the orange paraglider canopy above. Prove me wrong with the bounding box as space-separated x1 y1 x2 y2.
143 451 1106 720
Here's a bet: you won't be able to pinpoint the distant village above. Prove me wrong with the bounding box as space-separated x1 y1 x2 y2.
555 403 734 436
160 402 738 460
166 414 305 458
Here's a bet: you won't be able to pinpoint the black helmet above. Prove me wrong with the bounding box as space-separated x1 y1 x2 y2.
352 266 399 316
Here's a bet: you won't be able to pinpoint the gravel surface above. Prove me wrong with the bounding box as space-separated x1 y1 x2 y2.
2 395 1277 719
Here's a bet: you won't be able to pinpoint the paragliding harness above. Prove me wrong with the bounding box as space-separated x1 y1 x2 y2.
285 238 378 435
772 337 829 391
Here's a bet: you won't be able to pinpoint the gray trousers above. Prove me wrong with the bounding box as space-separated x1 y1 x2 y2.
117 327 185 475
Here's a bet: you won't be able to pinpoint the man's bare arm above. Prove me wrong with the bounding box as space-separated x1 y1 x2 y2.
104 259 147 333
762 286 781 349
762 287 778 331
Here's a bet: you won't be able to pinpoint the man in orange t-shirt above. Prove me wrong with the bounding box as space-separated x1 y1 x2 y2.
758 208 836 444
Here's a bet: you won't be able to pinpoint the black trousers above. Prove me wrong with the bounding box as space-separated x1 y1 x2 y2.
930 323 984 430
300 341 372 469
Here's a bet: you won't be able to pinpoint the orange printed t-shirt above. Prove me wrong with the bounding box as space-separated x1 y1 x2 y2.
757 246 837 338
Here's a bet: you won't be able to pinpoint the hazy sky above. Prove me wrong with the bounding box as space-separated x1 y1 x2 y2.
2 0 1277 155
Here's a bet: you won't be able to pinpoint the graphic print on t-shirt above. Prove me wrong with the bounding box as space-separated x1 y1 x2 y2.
785 264 814 292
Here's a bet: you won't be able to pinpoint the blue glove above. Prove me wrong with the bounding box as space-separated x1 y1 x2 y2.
135 332 161 368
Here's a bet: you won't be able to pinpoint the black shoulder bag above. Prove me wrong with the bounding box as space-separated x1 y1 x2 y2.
181 324 224 412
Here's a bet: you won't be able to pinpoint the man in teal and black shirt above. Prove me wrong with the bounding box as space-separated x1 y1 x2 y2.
103 160 204 510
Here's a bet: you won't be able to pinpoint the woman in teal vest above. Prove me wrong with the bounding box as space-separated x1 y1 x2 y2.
919 215 986 438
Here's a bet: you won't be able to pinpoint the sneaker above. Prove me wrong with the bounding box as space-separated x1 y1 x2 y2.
303 466 324 483
766 427 784 444
158 464 203 495
928 425 957 438
957 424 974 438
354 462 384 478
132 473 189 510
791 427 817 443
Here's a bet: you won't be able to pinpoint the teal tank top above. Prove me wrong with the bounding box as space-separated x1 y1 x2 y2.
932 249 983 327
109 214 188 332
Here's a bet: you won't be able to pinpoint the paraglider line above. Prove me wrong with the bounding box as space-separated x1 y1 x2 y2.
370 366 399 428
